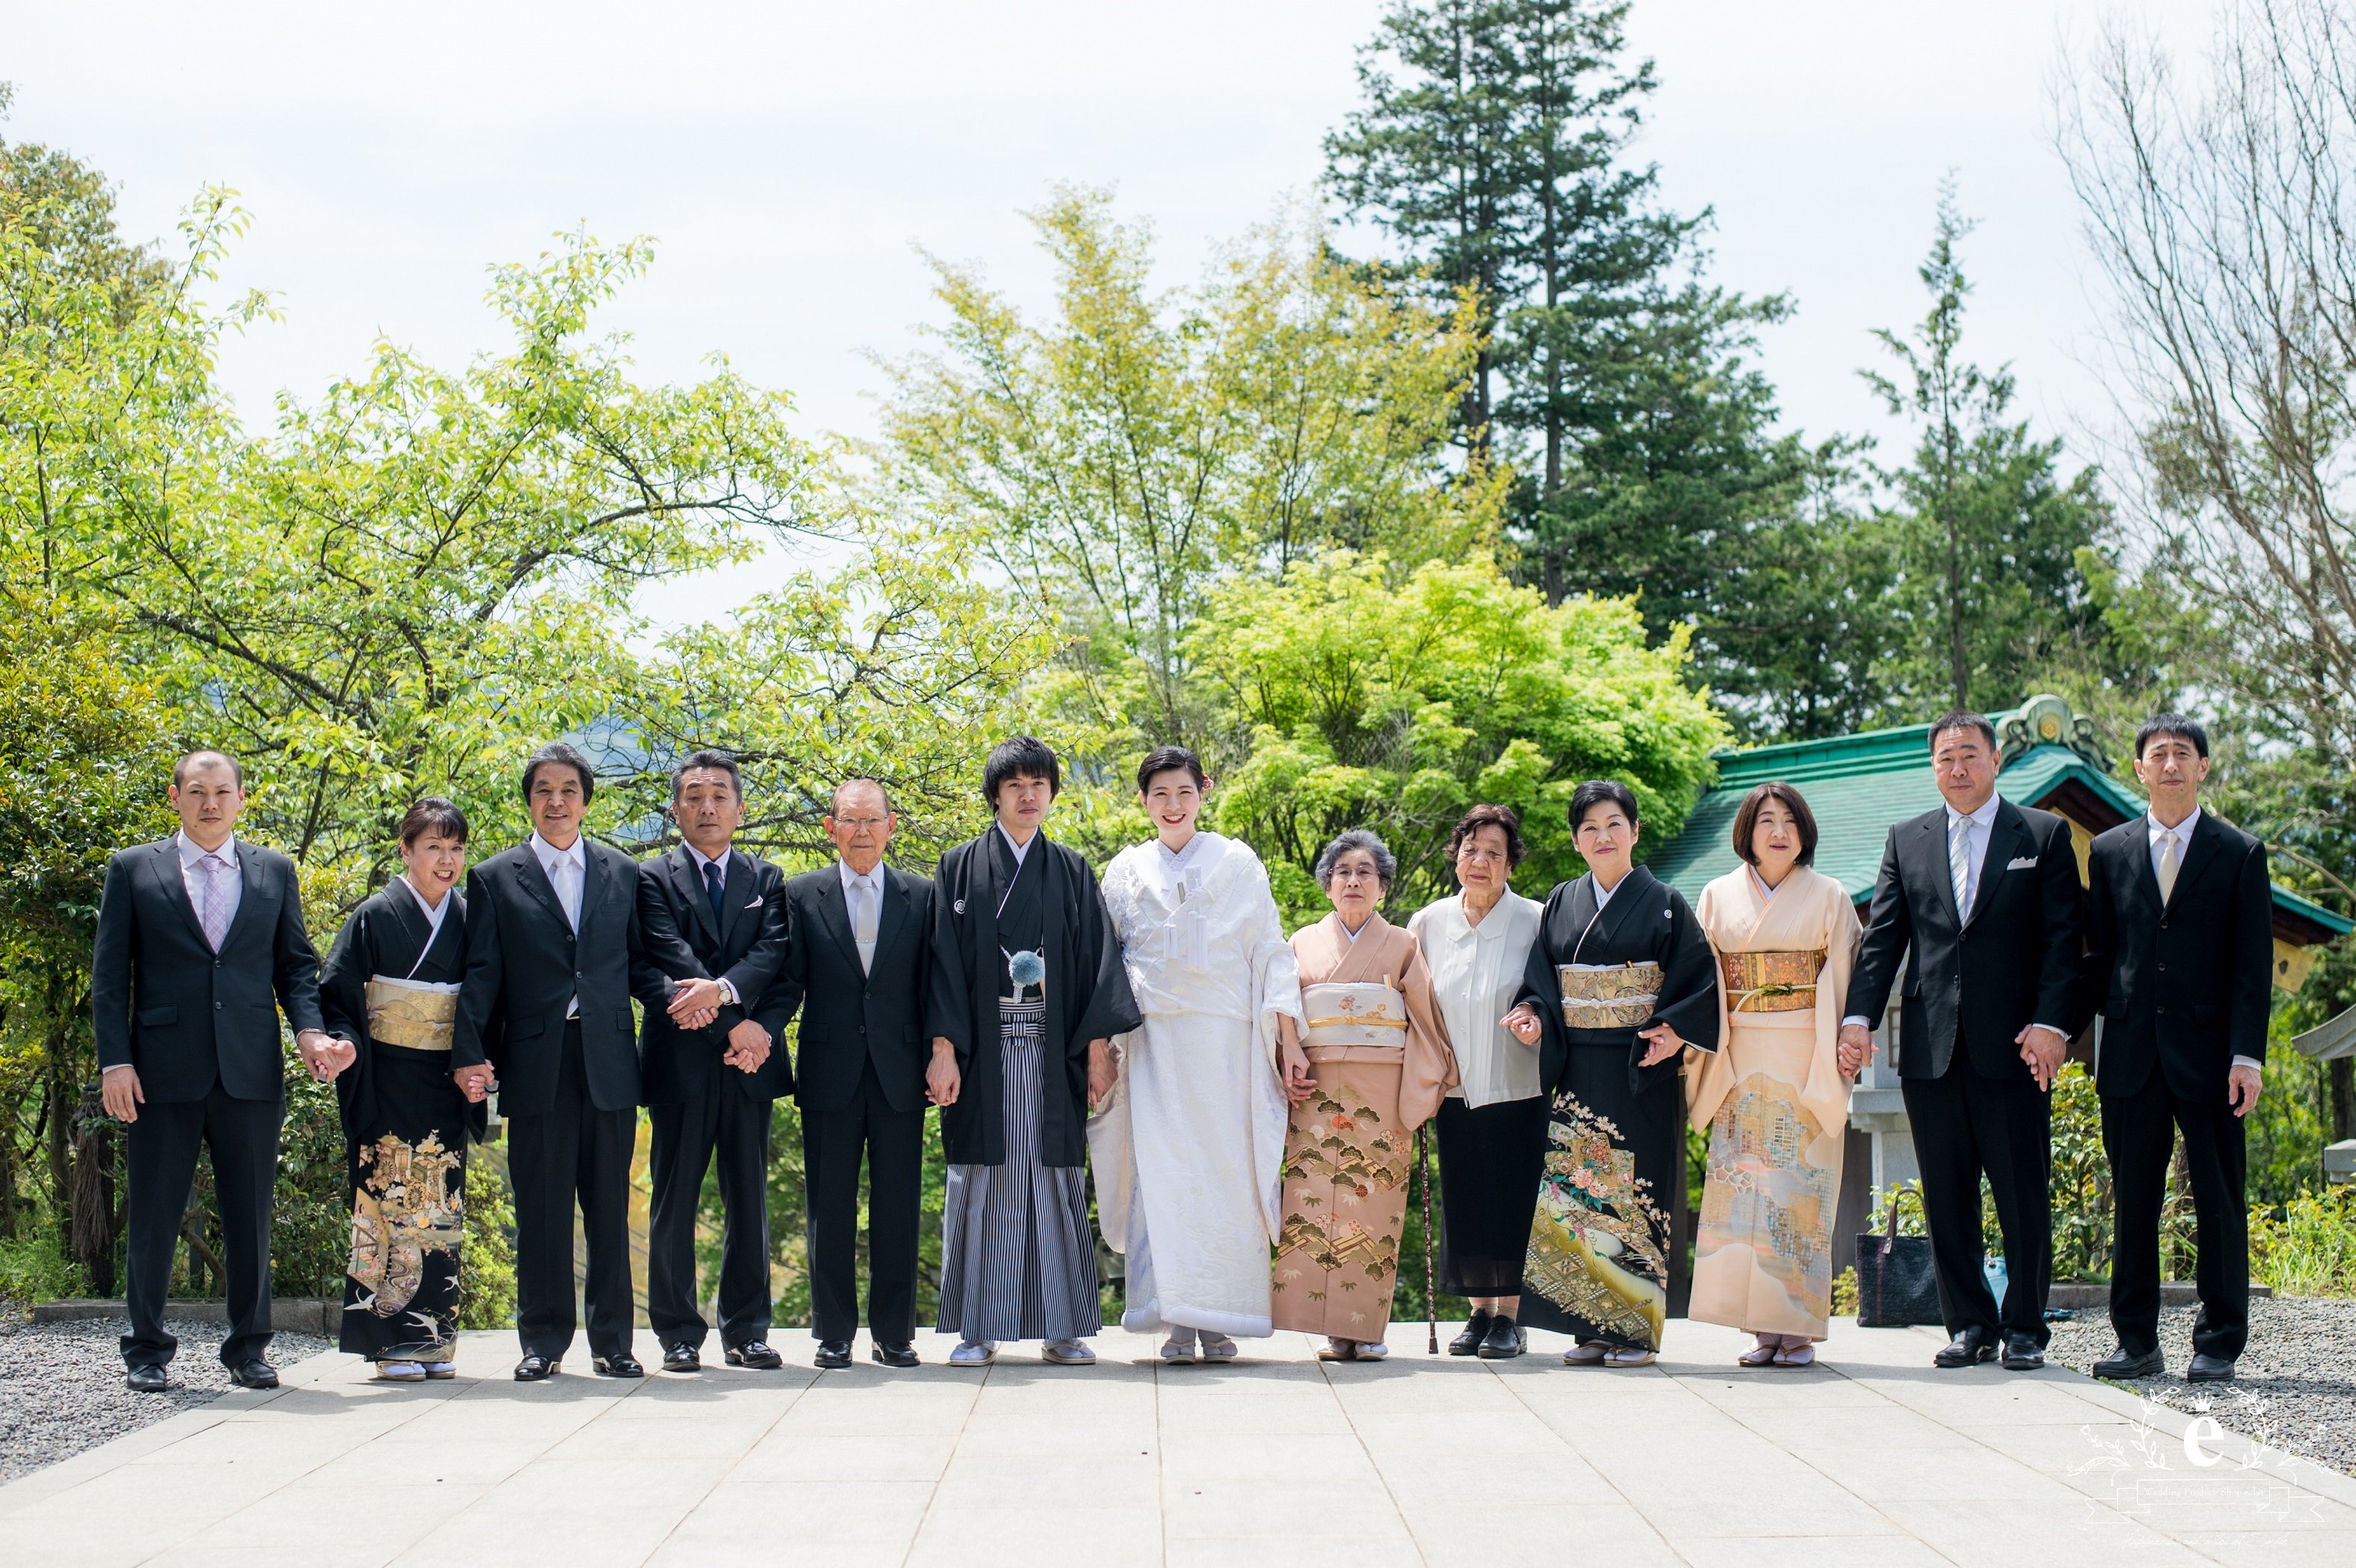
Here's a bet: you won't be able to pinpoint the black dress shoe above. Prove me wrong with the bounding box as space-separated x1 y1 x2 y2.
125 1364 169 1394
813 1341 853 1370
662 1344 701 1373
1933 1326 1995 1368
1476 1315 1526 1360
725 1341 783 1370
1999 1332 2046 1371
871 1341 920 1369
593 1354 645 1378
2092 1346 2165 1380
227 1359 279 1390
1448 1309 1494 1357
513 1354 559 1382
2187 1353 2236 1383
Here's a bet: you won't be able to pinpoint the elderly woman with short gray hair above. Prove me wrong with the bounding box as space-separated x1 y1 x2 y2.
1271 828 1458 1361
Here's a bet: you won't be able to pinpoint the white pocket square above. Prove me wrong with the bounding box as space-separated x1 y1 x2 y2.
745 895 764 908
2006 856 2037 870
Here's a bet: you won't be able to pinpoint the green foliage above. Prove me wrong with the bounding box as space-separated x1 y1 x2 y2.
2049 1061 2120 1282
458 1151 518 1330
268 1069 350 1299
1189 550 1725 920
2249 1188 2356 1298
0 1226 86 1306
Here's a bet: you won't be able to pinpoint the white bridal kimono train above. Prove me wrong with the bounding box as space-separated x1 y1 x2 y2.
1090 832 1305 1339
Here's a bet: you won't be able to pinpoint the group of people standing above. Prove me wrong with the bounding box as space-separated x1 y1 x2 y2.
90 705 2268 1390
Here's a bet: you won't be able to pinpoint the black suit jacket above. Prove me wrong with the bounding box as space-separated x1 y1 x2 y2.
91 837 327 1104
452 838 693 1116
1845 798 2084 1082
2075 811 2271 1104
635 845 794 1104
770 863 933 1116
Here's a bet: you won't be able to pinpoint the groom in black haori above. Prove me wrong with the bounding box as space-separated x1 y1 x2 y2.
926 736 1141 1367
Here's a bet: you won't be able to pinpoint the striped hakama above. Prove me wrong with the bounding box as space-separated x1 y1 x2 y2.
936 996 1101 1344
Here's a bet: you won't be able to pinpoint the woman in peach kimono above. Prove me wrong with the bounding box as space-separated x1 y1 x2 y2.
1687 782 1862 1367
1274 829 1457 1361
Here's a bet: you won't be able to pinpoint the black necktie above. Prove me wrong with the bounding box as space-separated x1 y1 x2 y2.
704 858 726 929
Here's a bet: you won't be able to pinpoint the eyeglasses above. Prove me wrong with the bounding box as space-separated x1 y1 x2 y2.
833 817 889 830
1330 867 1383 885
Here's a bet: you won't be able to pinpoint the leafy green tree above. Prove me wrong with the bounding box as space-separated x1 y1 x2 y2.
1862 188 2111 716
1187 549 1725 921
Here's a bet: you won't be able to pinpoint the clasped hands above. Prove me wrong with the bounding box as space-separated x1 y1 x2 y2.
1499 1003 1684 1066
667 978 770 1073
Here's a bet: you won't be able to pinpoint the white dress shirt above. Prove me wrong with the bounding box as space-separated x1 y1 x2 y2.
530 831 586 1018
838 858 885 974
1414 891 1544 1108
177 831 242 934
2147 808 2259 1073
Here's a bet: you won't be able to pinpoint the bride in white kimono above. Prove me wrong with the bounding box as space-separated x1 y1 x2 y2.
1091 747 1305 1362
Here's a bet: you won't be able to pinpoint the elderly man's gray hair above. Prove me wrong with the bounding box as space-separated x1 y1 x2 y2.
831 777 896 817
1313 828 1397 892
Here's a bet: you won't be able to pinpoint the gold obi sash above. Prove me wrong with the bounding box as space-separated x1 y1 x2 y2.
365 977 461 1054
1556 962 1660 1031
1719 949 1826 1014
1301 981 1408 1056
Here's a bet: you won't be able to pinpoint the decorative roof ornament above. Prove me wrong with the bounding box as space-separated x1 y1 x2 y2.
1996 693 2111 773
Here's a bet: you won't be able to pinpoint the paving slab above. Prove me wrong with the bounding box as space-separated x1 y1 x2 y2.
1 1316 2350 1566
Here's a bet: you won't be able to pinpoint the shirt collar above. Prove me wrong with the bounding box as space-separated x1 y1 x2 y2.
686 841 731 876
530 831 586 871
837 857 881 891
177 831 239 868
1946 796 2001 833
2150 805 2202 843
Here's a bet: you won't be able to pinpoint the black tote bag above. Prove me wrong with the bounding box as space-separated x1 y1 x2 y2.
1856 1187 1942 1327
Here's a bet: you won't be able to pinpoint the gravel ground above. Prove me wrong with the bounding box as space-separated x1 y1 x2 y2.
0 1311 333 1484
2047 1294 2356 1477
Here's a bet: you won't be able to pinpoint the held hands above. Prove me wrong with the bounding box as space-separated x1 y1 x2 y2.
723 1019 770 1074
1502 1003 1542 1047
926 1037 962 1107
296 1030 357 1083
1836 1022 1876 1082
1635 1022 1684 1068
1279 1039 1316 1104
450 1064 494 1104
668 977 727 1031
1086 1039 1117 1110
2015 1024 2068 1091
2229 1063 2263 1117
100 1065 144 1123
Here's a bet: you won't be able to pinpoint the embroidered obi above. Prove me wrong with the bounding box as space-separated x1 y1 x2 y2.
365 977 461 1052
1301 981 1408 1051
1556 962 1660 1031
1718 949 1826 1014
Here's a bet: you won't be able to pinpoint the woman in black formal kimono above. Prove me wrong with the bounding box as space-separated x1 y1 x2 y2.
318 798 488 1380
1505 781 1720 1367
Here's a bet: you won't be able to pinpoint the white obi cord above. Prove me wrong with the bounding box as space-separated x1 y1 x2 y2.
1300 981 1408 1049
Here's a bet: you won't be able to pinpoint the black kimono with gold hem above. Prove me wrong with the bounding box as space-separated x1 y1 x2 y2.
318 883 485 1362
1513 866 1719 1349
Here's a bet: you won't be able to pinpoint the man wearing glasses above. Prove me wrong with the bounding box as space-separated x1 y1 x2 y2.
767 779 934 1368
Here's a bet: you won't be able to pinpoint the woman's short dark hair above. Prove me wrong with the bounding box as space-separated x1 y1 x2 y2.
1568 779 1639 832
1135 745 1206 794
2135 712 2210 760
984 735 1061 804
671 749 743 802
1730 782 1817 867
520 741 596 804
1448 804 1525 870
397 796 469 846
1313 828 1397 894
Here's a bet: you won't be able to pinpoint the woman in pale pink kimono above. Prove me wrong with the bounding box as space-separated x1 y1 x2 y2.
1273 830 1457 1362
1687 782 1862 1367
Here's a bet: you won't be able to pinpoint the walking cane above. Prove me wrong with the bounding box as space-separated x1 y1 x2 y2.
1419 1123 1437 1354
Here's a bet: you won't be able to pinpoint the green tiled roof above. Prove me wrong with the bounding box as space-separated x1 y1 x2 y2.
1645 704 2353 939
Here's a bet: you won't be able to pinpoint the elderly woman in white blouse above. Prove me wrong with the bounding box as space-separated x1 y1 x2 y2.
1407 805 1547 1360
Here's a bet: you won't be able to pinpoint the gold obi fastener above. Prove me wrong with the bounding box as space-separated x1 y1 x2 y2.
1301 981 1408 1053
365 977 461 1054
1719 949 1826 1013
1557 962 1660 1030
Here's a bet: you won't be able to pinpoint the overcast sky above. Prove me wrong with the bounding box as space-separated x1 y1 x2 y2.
7 0 2215 621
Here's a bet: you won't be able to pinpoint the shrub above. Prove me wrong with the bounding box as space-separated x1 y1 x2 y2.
2250 1189 2356 1298
458 1150 518 1330
0 1228 87 1308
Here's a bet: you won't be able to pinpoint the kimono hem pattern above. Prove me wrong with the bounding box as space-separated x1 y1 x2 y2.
1687 866 1861 1341
1090 833 1304 1339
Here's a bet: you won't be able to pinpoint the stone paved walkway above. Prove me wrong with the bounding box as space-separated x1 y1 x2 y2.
4 1318 2352 1567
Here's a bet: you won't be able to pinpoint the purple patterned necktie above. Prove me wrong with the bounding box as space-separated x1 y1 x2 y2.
199 854 233 951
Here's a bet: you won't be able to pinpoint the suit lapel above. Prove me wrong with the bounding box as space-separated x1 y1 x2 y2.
877 867 914 964
670 847 720 947
813 870 862 973
1964 803 2029 929
511 846 569 934
1915 813 1963 930
219 849 272 946
149 840 211 947
2130 817 2167 918
2166 812 2224 908
717 852 758 951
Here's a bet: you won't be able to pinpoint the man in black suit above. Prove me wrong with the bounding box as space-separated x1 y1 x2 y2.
2076 715 2271 1384
1842 711 2084 1371
636 751 794 1373
451 742 703 1380
93 750 349 1393
767 778 933 1369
